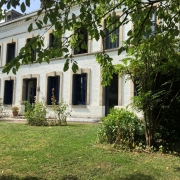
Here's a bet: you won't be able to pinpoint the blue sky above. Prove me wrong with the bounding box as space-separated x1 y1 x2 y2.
3 0 41 13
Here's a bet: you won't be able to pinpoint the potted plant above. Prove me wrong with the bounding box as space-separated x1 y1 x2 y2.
11 106 19 116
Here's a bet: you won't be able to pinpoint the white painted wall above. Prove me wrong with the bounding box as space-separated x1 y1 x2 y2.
0 8 133 119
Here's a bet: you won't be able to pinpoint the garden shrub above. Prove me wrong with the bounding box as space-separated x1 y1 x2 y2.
51 88 71 126
155 97 180 153
97 108 144 149
0 98 3 117
22 100 33 112
24 101 47 126
0 97 3 112
98 114 117 144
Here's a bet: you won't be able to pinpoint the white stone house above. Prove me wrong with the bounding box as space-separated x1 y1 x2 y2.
0 6 134 121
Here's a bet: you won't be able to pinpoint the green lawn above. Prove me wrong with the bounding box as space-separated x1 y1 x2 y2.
0 122 179 180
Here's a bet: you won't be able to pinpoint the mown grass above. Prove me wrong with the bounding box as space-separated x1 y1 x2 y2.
0 122 179 180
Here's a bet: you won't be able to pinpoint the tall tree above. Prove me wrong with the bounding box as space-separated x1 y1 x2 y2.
116 36 180 148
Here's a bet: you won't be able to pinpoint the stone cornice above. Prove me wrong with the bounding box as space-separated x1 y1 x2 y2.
0 11 45 33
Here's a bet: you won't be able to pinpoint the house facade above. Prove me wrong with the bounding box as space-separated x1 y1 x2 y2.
0 5 134 121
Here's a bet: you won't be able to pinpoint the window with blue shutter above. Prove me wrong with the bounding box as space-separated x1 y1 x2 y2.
73 74 87 105
27 38 36 61
49 32 62 57
105 19 119 50
6 43 15 63
74 28 88 55
4 80 14 104
49 33 55 48
47 76 60 105
0 46 1 64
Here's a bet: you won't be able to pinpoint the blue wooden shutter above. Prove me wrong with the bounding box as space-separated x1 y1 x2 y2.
73 74 87 105
49 33 55 48
47 77 52 105
72 75 77 105
74 28 88 55
6 43 15 63
6 44 10 63
4 80 14 104
27 38 36 61
54 76 60 103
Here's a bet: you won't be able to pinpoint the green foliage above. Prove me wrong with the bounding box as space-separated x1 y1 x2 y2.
0 97 3 113
116 36 180 148
0 123 180 179
1 0 179 75
21 100 33 113
155 95 180 153
1 0 180 150
24 101 47 126
52 99 70 126
51 89 71 126
97 108 144 149
95 53 116 86
11 106 19 112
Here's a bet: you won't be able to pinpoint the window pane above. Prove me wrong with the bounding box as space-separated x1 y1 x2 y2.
105 19 119 50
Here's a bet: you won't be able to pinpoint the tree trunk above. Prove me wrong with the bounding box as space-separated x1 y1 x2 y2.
145 128 154 149
144 111 155 149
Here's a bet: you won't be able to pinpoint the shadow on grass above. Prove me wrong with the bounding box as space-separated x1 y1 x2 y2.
66 123 91 127
121 173 155 180
0 174 79 180
62 174 78 180
0 175 44 180
174 166 180 171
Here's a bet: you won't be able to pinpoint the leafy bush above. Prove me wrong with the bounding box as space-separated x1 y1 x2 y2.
24 101 47 126
155 96 180 153
51 89 71 125
0 97 3 112
98 114 117 144
97 108 144 149
22 101 33 113
52 99 71 125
